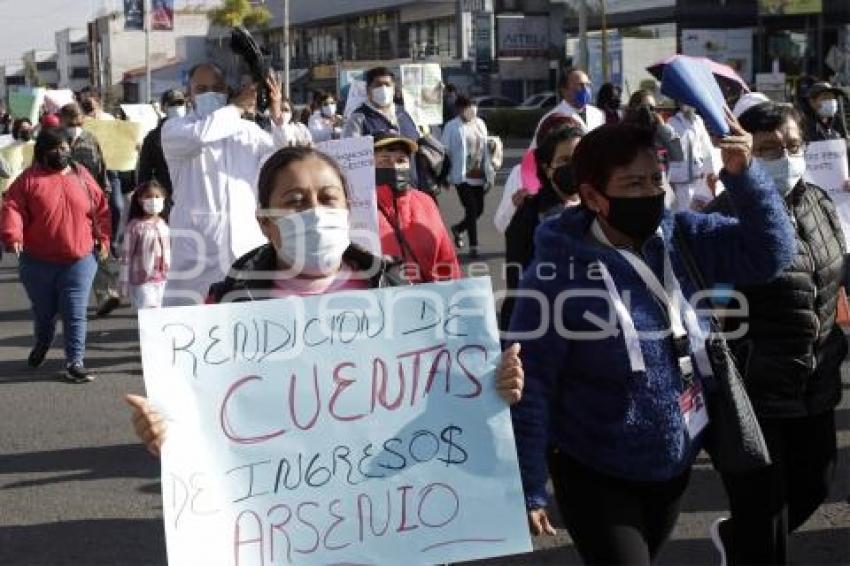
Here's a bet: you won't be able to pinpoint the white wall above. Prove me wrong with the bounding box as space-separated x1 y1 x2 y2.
56 28 90 91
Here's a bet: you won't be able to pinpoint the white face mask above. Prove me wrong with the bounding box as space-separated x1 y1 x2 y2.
68 126 83 140
273 208 351 276
166 105 187 120
281 111 292 124
141 197 165 215
817 99 838 119
193 92 228 118
462 107 477 121
370 85 394 108
755 152 806 196
321 103 337 118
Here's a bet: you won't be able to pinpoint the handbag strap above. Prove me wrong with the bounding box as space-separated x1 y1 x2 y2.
671 215 722 331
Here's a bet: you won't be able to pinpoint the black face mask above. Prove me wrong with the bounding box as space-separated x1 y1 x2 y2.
552 164 575 197
44 149 71 171
599 191 666 241
608 98 622 110
17 130 32 142
376 166 412 193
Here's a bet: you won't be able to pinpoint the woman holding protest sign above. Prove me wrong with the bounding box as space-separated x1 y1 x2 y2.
704 100 847 566
126 146 522 454
506 116 796 565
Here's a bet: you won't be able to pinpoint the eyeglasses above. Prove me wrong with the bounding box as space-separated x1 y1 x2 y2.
752 141 803 160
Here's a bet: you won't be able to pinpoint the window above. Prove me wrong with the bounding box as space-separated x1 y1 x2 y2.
7 76 25 86
70 42 88 55
36 61 56 72
71 67 89 79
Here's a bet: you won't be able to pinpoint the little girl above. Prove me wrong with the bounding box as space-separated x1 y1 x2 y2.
121 181 170 309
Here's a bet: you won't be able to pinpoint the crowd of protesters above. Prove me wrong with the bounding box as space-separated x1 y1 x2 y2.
1 58 848 565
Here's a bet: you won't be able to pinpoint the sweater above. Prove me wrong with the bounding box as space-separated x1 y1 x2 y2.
0 164 111 263
509 163 796 509
376 184 461 283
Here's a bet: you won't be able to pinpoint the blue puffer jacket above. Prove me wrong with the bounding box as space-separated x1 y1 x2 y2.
509 163 796 510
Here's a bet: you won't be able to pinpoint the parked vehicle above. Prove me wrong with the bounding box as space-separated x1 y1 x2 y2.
518 92 557 109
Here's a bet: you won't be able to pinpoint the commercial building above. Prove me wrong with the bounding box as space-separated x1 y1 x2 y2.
55 28 91 92
21 50 59 89
0 65 26 105
88 8 210 104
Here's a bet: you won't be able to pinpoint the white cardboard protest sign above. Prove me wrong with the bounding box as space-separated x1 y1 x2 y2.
401 63 444 127
317 136 381 255
804 139 850 247
121 103 162 140
43 89 76 113
140 277 532 565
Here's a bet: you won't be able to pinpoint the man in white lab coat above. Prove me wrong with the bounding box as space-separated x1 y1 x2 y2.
532 68 606 143
162 63 289 305
667 104 718 211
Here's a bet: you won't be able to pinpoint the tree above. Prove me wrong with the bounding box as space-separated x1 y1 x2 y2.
207 0 271 28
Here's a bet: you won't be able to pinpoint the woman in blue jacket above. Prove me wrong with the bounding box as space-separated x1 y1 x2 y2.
507 117 796 564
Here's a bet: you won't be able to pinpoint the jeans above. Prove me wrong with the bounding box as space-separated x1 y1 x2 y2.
19 252 98 365
107 170 124 247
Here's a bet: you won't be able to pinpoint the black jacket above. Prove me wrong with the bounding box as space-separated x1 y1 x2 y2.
138 121 172 194
207 243 406 303
707 180 847 418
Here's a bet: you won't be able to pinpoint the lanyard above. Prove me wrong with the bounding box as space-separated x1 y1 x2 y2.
592 221 713 377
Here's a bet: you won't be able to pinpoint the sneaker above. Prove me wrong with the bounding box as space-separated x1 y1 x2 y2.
27 342 51 368
710 517 730 566
451 225 465 249
96 296 121 317
63 363 96 384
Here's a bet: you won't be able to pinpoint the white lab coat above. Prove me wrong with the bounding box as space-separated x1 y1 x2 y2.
530 100 606 147
307 111 342 143
667 112 717 211
494 164 522 234
161 105 289 305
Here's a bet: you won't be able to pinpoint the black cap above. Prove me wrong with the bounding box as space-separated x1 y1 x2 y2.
160 89 186 107
807 82 845 99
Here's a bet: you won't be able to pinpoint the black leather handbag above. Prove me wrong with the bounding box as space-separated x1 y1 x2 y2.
673 219 772 474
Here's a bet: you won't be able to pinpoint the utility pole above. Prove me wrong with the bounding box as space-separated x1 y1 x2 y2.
577 0 588 71
283 0 290 99
145 0 151 103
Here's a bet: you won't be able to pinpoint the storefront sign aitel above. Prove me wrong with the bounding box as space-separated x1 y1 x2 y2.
758 0 822 16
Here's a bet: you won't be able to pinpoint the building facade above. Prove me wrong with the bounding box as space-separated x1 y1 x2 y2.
21 50 59 89
88 9 210 104
0 65 26 105
55 28 91 92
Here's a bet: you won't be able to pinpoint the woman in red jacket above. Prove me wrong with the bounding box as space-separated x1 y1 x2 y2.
0 128 111 383
373 133 462 283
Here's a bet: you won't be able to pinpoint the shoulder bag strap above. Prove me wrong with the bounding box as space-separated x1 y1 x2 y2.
71 165 101 245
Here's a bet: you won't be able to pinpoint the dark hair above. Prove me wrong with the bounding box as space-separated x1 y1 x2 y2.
80 99 95 115
534 124 585 196
454 95 472 110
365 66 395 88
257 147 349 209
738 102 801 135
11 118 32 139
627 90 653 111
573 123 655 193
316 90 335 104
558 66 583 90
60 102 83 121
128 180 167 221
596 82 621 109
33 128 69 166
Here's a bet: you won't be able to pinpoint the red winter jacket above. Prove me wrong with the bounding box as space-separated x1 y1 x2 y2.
0 164 111 263
376 185 461 283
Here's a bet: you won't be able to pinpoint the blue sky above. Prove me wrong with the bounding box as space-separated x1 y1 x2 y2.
0 0 220 68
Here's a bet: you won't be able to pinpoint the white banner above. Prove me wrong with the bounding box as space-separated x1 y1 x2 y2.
139 277 532 565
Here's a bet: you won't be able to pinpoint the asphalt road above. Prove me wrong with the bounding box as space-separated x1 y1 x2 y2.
1 146 848 565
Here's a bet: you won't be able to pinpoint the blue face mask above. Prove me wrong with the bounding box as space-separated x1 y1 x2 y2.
573 86 592 109
193 92 228 118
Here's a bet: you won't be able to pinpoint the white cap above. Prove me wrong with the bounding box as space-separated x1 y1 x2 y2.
732 92 770 119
